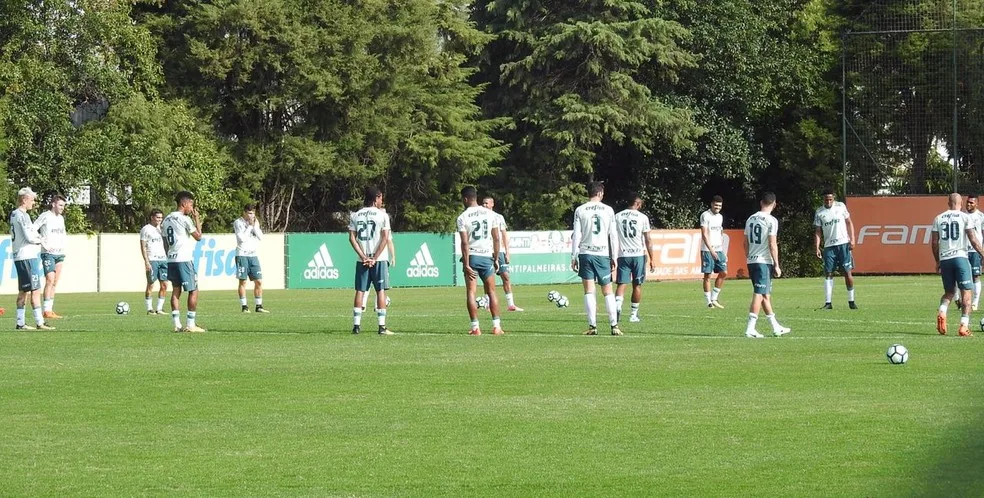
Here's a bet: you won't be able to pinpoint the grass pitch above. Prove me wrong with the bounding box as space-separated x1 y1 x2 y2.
1 276 982 496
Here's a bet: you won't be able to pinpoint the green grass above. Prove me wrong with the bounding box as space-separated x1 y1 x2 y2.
1 276 983 496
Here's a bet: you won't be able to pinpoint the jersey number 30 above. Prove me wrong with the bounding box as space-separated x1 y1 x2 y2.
938 221 961 241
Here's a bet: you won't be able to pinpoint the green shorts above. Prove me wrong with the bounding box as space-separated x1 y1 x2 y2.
616 256 646 285
15 258 42 292
146 260 168 284
748 263 774 296
940 258 973 292
167 261 198 292
464 255 496 282
823 243 854 274
40 253 65 275
496 253 510 275
968 252 982 277
355 261 390 292
578 254 612 285
701 251 727 274
235 256 263 281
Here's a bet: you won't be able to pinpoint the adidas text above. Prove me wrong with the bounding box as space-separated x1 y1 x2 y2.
304 267 340 279
406 266 439 278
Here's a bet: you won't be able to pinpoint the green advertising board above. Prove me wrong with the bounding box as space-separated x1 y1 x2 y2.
388 233 455 288
286 233 355 289
453 230 579 285
287 233 455 289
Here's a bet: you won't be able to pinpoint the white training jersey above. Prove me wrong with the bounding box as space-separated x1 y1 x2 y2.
814 201 851 247
615 209 651 257
966 210 984 253
456 206 498 257
34 211 67 255
933 210 975 261
699 209 724 252
744 211 779 265
233 217 264 257
348 207 391 262
139 224 167 261
162 211 198 263
9 209 41 261
492 212 507 254
572 201 618 257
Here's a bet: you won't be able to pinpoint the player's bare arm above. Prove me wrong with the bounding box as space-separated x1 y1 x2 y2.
814 226 823 259
846 216 856 250
700 225 718 260
459 232 476 279
770 235 781 278
930 231 941 272
491 227 501 272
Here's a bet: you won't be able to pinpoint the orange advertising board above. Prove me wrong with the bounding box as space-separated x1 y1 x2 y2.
847 196 945 274
645 229 748 281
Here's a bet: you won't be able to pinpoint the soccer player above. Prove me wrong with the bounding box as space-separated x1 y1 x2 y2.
571 181 621 336
743 192 790 338
162 191 204 333
34 194 67 319
10 187 53 330
139 209 168 314
482 196 523 312
614 195 655 322
457 186 503 335
814 189 857 309
699 195 727 308
234 204 268 313
931 193 984 336
349 187 393 335
964 194 984 310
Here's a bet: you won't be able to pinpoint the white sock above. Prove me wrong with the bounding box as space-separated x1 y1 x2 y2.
615 295 624 312
505 293 515 307
471 319 480 331
960 314 970 326
172 311 181 328
630 302 640 317
766 313 780 329
975 282 981 306
186 311 197 328
584 293 597 328
156 297 165 312
492 317 501 329
704 291 712 304
255 297 263 307
824 278 834 303
377 309 386 326
16 307 25 326
847 287 855 302
43 299 53 312
145 297 153 311
939 303 949 315
711 287 721 301
746 313 758 333
604 293 618 326
361 292 370 309
239 296 247 306
353 307 363 326
34 308 43 325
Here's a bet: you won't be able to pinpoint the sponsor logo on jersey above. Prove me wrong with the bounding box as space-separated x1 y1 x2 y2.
407 243 440 278
305 244 340 280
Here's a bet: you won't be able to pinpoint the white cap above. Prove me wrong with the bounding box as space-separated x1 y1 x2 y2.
17 187 37 198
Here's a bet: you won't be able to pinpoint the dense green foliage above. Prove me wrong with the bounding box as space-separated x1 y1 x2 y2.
2 278 983 495
1 0 980 274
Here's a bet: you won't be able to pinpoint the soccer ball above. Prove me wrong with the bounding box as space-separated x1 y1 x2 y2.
556 296 570 308
979 316 984 332
886 344 908 365
116 301 130 315
476 295 490 309
547 290 560 302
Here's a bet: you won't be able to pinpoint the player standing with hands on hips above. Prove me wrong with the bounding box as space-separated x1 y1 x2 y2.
234 204 268 313
743 192 790 338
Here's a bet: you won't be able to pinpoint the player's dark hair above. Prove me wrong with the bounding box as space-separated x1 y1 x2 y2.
49 194 66 205
967 193 978 200
822 187 836 196
175 191 195 205
627 193 642 206
149 208 163 219
711 195 723 203
760 192 777 206
587 181 605 197
243 203 257 212
461 186 478 201
363 186 381 206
